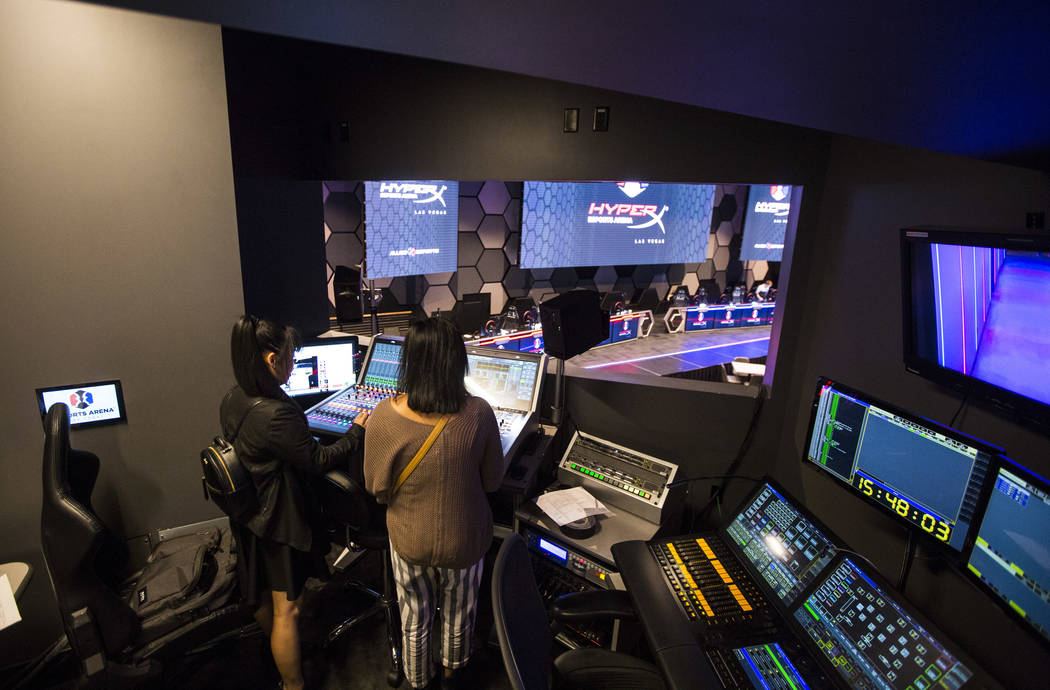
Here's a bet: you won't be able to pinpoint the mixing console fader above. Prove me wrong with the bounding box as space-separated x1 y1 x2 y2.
306 384 397 434
652 536 775 645
307 334 404 437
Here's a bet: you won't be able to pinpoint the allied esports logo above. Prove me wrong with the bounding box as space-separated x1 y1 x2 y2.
69 390 93 409
769 185 788 201
379 182 448 208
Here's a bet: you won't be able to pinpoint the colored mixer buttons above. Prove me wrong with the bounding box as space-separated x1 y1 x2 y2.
568 462 652 498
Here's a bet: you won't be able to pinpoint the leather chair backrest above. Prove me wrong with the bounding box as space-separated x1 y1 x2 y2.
318 469 388 551
40 404 139 659
492 534 552 690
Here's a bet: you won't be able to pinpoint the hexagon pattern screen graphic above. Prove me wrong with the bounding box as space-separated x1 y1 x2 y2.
520 182 715 268
323 181 769 317
363 181 459 279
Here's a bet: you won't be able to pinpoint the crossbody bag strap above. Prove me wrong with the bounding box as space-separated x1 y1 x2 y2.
392 416 450 495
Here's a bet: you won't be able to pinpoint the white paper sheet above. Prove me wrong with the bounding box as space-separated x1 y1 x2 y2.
535 486 611 526
0 574 22 631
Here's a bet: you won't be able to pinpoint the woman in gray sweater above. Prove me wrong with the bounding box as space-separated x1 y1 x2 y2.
364 317 503 689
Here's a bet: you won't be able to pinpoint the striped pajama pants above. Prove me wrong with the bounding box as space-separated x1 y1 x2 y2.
389 543 485 689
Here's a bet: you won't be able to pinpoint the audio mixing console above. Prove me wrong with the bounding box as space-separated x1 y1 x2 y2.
307 335 403 436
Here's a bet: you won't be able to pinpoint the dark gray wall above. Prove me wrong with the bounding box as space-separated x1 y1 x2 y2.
0 1 242 665
763 136 1050 686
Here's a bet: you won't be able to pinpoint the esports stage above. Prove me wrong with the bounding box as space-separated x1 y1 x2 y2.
567 325 771 376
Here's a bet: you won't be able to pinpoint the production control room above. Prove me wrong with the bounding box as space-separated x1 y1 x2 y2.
4 4 1050 690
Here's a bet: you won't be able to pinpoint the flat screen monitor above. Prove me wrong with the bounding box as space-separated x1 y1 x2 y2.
364 180 459 279
464 347 542 413
520 181 715 268
965 461 1050 646
804 378 998 552
902 227 1050 428
794 555 976 688
36 379 127 429
740 184 793 261
281 337 358 398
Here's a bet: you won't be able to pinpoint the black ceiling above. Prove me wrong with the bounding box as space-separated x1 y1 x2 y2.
80 1 1050 173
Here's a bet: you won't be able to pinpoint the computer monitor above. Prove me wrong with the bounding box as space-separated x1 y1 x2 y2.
281 337 358 397
464 347 543 413
794 555 976 688
965 460 1050 646
803 378 999 552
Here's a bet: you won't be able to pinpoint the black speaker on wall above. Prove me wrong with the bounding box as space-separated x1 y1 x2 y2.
539 290 609 359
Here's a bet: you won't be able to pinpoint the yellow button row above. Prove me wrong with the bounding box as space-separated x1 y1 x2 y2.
728 584 752 611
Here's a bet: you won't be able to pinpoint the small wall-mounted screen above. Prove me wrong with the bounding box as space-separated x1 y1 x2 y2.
36 379 127 428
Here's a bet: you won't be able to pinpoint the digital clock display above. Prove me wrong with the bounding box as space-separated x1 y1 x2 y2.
852 473 952 543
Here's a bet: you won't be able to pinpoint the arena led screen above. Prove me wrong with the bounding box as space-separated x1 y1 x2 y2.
520 181 715 268
364 180 459 279
740 184 792 262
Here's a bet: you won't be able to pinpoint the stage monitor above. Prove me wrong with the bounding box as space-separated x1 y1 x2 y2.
740 185 793 262
804 378 998 553
794 555 976 688
902 227 1050 429
281 337 358 398
965 461 1050 646
520 181 715 269
36 379 127 429
364 180 459 279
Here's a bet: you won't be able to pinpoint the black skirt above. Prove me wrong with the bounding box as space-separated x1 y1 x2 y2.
233 523 328 606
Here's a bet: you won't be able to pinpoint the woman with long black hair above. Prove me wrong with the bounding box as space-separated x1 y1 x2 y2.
222 315 367 690
364 316 504 690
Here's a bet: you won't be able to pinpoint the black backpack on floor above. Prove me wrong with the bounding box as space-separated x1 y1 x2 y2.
200 398 267 522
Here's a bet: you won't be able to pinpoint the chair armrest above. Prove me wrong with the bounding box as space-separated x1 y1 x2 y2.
550 589 636 623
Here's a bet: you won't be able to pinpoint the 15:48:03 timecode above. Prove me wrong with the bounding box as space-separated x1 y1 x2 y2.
856 476 952 542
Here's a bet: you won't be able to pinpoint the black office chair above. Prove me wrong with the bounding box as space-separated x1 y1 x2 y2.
39 404 250 688
316 470 404 687
491 534 665 690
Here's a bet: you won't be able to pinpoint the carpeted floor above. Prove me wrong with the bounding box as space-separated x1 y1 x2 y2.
163 545 512 690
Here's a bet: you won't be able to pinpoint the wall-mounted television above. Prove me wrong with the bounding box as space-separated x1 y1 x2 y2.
901 227 1050 428
520 181 715 268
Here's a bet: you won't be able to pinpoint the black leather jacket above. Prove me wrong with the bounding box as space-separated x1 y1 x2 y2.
220 385 364 552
